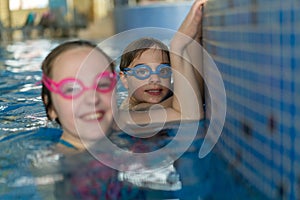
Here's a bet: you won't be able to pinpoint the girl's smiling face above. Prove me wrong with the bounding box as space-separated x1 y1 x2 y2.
121 48 171 105
48 47 115 149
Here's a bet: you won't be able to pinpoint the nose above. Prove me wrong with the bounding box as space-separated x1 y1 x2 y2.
84 89 101 105
148 73 161 84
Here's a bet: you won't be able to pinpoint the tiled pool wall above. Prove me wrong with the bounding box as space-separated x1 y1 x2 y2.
113 2 192 33
203 0 299 199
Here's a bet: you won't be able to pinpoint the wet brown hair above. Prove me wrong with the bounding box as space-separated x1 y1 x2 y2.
41 40 115 123
119 37 170 71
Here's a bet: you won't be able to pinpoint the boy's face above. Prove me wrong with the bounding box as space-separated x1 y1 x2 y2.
120 48 171 105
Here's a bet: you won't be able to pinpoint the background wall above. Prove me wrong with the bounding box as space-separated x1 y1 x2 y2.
0 1 11 27
203 0 299 199
113 2 193 33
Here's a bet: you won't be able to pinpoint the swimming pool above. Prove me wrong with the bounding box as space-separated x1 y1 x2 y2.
0 39 269 199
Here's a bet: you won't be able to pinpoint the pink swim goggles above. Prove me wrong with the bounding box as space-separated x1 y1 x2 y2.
42 71 117 99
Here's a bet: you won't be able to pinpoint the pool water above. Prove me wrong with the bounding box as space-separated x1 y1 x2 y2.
0 39 270 199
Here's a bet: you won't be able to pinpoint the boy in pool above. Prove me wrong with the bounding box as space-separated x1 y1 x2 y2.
118 0 206 123
119 37 173 111
116 0 207 191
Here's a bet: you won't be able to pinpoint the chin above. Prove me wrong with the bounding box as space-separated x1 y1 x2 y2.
84 134 106 143
148 99 164 104
84 127 107 137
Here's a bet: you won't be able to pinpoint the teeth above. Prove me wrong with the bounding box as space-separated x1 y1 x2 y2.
83 112 103 120
147 89 161 92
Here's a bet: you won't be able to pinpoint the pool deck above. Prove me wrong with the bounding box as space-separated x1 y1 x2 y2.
77 13 115 41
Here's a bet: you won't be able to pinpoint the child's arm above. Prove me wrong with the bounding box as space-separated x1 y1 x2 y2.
169 0 206 119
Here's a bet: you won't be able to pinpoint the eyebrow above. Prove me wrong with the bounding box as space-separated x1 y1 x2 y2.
133 62 170 67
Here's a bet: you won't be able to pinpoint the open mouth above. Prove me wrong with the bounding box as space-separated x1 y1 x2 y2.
81 111 105 121
145 89 163 96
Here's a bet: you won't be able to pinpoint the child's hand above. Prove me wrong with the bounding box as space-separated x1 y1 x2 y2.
171 0 207 50
179 0 206 40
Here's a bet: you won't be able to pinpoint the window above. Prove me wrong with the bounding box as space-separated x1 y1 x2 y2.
9 0 49 10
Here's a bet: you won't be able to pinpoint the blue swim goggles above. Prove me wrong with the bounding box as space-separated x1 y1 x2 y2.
123 64 172 80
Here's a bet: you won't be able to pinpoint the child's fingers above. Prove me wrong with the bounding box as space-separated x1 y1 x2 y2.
172 0 207 47
192 0 206 20
194 0 208 7
194 0 207 10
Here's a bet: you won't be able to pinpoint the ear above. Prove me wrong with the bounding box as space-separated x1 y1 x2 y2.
48 107 58 121
43 94 58 120
119 71 129 89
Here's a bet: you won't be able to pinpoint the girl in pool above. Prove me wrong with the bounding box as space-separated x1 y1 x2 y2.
41 40 117 152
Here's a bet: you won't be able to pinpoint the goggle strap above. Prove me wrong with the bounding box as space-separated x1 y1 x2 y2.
42 75 58 92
